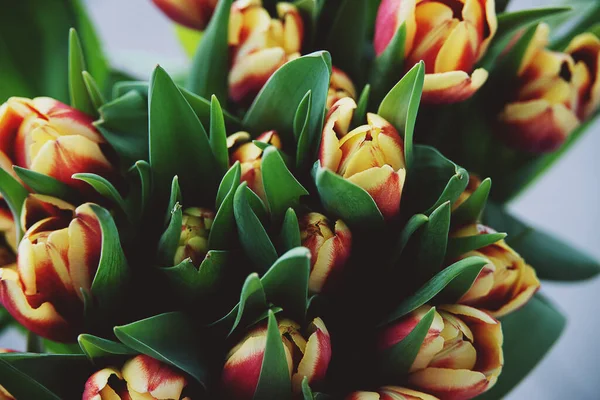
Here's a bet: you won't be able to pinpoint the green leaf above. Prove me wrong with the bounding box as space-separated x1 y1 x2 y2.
72 173 128 214
381 256 488 325
477 294 566 399
294 91 313 170
261 247 311 322
295 0 324 45
378 61 425 168
210 163 242 250
13 167 78 202
89 204 130 315
181 87 241 131
380 307 436 378
389 213 429 267
187 0 232 100
26 332 44 353
78 334 137 360
262 146 309 221
233 183 278 272
446 233 507 260
369 23 406 106
352 84 371 128
314 163 384 228
68 29 96 116
301 376 315 400
451 177 491 227
483 203 600 281
210 95 229 176
95 90 149 166
244 52 331 155
551 4 600 50
114 312 208 387
325 0 369 80
0 353 92 400
82 71 105 110
254 310 292 400
162 250 230 302
149 66 218 205
0 168 28 243
127 160 152 218
158 203 183 266
280 208 301 252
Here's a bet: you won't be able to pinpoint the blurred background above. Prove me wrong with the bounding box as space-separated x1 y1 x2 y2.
1 0 599 398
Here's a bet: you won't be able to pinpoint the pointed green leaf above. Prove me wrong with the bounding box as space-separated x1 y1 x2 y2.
380 307 436 378
114 312 208 387
477 294 566 399
158 203 183 266
127 160 152 218
89 204 130 315
446 233 507 260
68 29 96 116
262 146 309 220
314 163 384 228
72 173 128 214
378 62 424 168
181 87 241 131
187 0 232 100
244 52 331 154
254 310 292 400
301 376 315 400
82 71 105 110
451 178 492 226
0 168 28 243
112 81 148 99
369 23 406 106
352 84 371 128
149 66 218 205
281 208 301 252
261 247 310 322
382 256 488 325
210 164 241 250
78 334 136 360
294 91 313 169
389 213 429 267
233 183 278 271
13 167 79 202
210 95 229 176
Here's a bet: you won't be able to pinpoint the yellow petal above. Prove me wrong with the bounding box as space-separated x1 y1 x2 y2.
422 68 488 104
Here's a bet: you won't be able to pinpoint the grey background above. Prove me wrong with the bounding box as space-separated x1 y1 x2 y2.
1 0 599 398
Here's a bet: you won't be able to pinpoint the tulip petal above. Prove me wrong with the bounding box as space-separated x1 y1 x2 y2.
367 113 405 171
491 263 540 318
121 355 187 400
517 24 550 76
20 194 75 233
381 386 440 400
435 21 478 74
82 367 122 400
566 32 600 118
68 204 102 299
408 367 490 400
422 69 488 104
152 0 218 30
346 166 406 220
308 219 351 294
222 336 267 400
374 0 417 56
346 392 380 400
292 318 332 392
229 48 288 103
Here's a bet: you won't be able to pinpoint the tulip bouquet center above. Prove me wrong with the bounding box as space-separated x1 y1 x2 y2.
0 0 598 399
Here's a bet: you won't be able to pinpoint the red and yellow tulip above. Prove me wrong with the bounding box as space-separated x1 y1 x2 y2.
83 354 189 400
221 317 332 398
498 25 600 153
0 97 115 191
346 386 439 400
228 130 282 203
229 0 304 104
374 0 497 104
328 67 357 109
379 305 503 400
152 0 218 30
174 207 215 266
0 349 15 400
454 224 540 318
319 97 407 220
299 212 352 294
0 195 102 342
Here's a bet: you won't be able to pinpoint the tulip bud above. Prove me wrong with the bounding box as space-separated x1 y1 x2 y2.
327 67 357 109
152 0 218 30
0 97 115 192
228 130 282 202
229 0 304 104
452 175 482 212
379 305 503 400
496 24 595 153
83 354 189 400
174 207 215 266
374 0 497 104
564 32 600 120
346 386 439 400
319 97 407 220
0 349 15 400
453 224 540 318
299 212 352 294
0 195 102 342
221 317 331 398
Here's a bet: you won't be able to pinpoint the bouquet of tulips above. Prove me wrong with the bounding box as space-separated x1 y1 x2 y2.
0 0 598 399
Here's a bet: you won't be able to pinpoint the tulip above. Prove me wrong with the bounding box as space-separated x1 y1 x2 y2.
0 202 16 253
451 175 482 212
374 0 497 104
0 97 115 191
346 386 439 400
174 207 215 266
152 0 218 30
228 130 282 202
0 349 15 400
83 354 189 400
221 317 331 398
299 212 352 294
496 24 599 153
328 67 357 109
379 305 503 400
453 224 540 318
0 195 101 342
319 97 407 220
229 0 304 104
